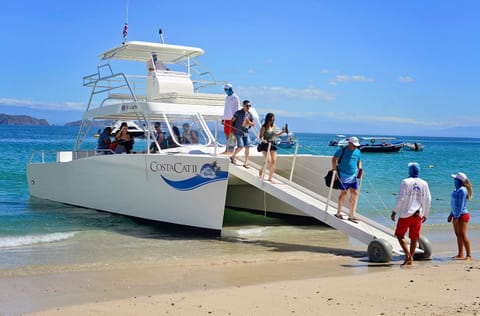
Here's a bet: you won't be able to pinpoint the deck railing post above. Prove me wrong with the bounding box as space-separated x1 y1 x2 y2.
352 176 363 214
289 142 299 182
325 169 336 213
261 142 271 182
214 119 219 156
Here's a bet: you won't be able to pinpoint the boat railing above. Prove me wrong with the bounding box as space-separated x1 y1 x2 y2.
83 63 147 105
180 58 226 92
29 150 114 164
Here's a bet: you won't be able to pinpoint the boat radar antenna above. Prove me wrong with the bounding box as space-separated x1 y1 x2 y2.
159 28 165 43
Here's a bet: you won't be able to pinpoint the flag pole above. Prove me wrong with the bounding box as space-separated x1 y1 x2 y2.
122 0 129 44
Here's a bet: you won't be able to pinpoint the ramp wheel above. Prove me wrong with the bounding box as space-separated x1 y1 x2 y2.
367 239 392 263
413 236 432 260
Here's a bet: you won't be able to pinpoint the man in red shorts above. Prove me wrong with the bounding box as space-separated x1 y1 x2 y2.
391 162 431 266
222 83 241 154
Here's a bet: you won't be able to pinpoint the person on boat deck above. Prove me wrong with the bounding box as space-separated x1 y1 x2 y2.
391 162 431 266
114 122 134 153
147 52 169 75
221 83 241 154
150 122 166 152
181 123 193 144
448 172 473 261
167 126 181 148
258 112 286 183
229 100 254 168
332 136 363 222
97 127 112 154
190 130 199 144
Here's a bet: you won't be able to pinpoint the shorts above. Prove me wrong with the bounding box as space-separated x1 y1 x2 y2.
235 134 250 148
223 120 233 136
339 180 358 191
395 215 422 240
458 213 470 223
257 142 277 152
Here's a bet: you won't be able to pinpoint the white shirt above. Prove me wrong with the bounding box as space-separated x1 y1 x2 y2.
223 93 241 120
393 177 431 218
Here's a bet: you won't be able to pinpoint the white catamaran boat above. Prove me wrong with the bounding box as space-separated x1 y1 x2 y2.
27 38 431 262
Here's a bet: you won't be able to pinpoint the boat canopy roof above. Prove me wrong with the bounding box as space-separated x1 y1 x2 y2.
361 137 397 140
83 101 223 121
100 41 205 63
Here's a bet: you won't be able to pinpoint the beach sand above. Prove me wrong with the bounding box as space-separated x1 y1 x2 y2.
1 254 479 315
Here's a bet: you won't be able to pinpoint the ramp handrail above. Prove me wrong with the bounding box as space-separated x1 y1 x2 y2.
228 160 400 253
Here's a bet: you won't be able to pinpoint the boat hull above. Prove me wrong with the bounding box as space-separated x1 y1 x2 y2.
27 153 229 232
403 142 424 151
359 144 403 153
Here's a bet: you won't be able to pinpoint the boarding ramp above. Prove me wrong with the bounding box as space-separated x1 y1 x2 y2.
228 161 430 262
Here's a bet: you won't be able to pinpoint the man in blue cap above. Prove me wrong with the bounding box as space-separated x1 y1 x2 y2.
391 162 431 266
221 83 241 154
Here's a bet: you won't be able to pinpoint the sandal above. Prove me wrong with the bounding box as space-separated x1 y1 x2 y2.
243 164 250 169
229 156 236 164
348 217 359 223
334 214 344 220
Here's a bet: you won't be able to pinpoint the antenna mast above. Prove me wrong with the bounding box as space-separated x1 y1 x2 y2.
159 28 165 43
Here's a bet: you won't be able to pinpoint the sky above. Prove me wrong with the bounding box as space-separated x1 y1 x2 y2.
1 0 479 137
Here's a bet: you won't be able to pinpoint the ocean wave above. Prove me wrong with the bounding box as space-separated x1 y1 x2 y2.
223 227 270 238
0 232 77 248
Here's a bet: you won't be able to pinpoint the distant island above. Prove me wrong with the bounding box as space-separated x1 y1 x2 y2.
64 120 109 127
0 113 49 126
0 114 109 127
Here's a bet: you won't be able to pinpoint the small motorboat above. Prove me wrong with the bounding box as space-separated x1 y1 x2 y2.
276 132 297 148
359 137 403 153
328 134 348 146
403 142 424 152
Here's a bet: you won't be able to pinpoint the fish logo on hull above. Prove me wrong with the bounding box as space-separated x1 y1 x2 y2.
161 161 228 191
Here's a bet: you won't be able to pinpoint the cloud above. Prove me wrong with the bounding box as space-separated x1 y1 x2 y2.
328 74 375 86
0 98 84 111
256 106 476 130
398 76 414 83
238 85 335 102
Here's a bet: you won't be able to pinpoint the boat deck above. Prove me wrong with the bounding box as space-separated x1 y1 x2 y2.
228 161 417 257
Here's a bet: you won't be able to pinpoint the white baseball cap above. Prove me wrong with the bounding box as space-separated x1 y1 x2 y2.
348 136 360 147
224 83 233 89
451 172 467 182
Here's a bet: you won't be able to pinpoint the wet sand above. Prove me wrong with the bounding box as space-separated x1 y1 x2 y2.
1 252 479 315
1 225 478 315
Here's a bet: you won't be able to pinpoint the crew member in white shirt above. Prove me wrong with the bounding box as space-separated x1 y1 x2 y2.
222 83 241 154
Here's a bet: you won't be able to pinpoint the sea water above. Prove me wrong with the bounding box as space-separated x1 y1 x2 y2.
1 125 479 273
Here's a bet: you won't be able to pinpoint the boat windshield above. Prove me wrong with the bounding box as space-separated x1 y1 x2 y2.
164 114 211 146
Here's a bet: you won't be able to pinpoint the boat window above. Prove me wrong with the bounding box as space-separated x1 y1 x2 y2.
164 114 211 146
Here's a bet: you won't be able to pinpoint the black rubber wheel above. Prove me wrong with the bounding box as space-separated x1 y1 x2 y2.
413 235 432 260
367 239 392 263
